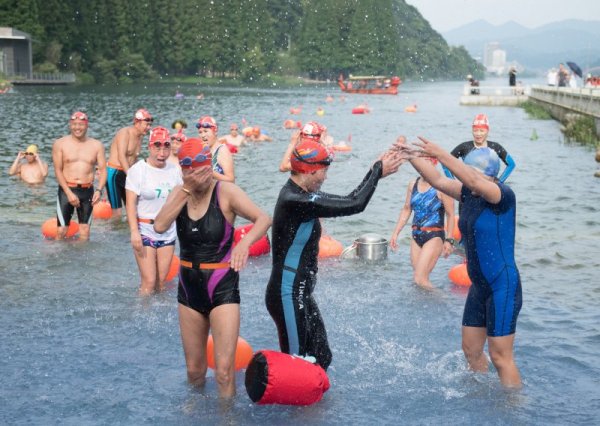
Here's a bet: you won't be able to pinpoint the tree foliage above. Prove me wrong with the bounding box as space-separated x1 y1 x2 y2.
0 0 482 83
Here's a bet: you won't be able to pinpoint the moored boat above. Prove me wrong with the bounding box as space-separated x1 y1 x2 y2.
338 75 401 95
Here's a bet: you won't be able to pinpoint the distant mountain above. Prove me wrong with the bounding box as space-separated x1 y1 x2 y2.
443 19 600 73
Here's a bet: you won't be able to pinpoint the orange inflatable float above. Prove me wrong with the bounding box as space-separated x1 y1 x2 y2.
448 263 471 286
41 218 79 239
351 105 370 114
234 224 271 257
226 143 238 154
92 200 112 219
318 235 343 258
289 107 302 115
165 254 180 281
207 335 254 370
283 119 301 129
404 104 417 113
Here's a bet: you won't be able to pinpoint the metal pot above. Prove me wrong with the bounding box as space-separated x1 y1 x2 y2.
354 233 388 261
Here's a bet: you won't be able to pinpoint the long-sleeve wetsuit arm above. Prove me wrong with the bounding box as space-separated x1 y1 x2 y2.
295 161 383 218
499 154 515 182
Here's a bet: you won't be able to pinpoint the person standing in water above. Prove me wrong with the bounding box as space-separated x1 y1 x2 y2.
125 127 183 295
9 144 49 184
400 137 522 388
153 138 271 398
266 134 406 370
106 109 153 218
52 111 107 240
196 116 235 182
444 114 515 183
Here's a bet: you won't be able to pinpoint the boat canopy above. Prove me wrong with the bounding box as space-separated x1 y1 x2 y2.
348 75 387 80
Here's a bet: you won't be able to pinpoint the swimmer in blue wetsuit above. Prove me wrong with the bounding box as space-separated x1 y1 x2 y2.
196 116 235 182
266 135 406 370
154 138 270 398
400 136 522 388
443 114 516 183
389 154 455 289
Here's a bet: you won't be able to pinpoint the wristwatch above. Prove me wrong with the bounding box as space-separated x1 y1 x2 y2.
445 238 455 245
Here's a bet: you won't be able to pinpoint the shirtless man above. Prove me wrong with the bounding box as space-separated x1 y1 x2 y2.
9 144 49 184
218 123 245 148
52 111 107 240
106 108 153 218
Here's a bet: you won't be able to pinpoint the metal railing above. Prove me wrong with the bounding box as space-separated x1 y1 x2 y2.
9 72 76 82
463 84 530 96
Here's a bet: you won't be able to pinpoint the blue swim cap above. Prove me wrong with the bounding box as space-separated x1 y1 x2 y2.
463 147 500 177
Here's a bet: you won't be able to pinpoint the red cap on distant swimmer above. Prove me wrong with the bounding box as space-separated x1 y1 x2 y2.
291 139 333 174
300 121 323 141
472 113 489 130
170 130 187 143
70 111 88 122
149 126 170 144
196 116 218 133
178 138 212 169
134 108 153 122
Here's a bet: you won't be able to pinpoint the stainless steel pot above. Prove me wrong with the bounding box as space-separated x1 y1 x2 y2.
354 233 388 261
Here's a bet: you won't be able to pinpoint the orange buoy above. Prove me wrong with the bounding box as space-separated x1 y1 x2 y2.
448 263 471 286
289 107 302 115
351 106 369 114
207 335 254 370
242 126 253 137
283 119 297 129
165 254 180 281
404 104 417 113
318 235 344 258
41 218 79 239
234 224 271 257
92 200 112 219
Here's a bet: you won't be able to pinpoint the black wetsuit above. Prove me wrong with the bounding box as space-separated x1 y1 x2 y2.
265 161 383 370
176 182 239 317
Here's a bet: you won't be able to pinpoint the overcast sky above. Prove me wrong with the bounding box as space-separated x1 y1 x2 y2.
405 0 600 32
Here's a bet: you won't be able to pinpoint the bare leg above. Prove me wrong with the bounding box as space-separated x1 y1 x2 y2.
179 304 210 387
133 244 158 295
488 334 522 388
78 223 90 241
209 304 240 398
155 245 175 292
462 326 489 372
111 208 122 220
56 226 67 240
412 237 443 289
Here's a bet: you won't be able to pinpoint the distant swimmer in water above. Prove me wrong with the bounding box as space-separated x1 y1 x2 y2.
125 127 183 295
9 144 49 184
266 133 407 370
153 138 271 398
400 137 522 388
196 116 235 182
246 126 273 142
106 109 153 219
389 148 455 290
52 111 107 240
218 123 246 148
444 114 515 183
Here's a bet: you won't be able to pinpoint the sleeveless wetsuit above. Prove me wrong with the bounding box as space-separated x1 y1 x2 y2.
57 186 94 226
176 182 239 317
266 161 383 370
445 141 515 183
212 145 225 175
410 178 445 247
106 165 127 209
459 183 522 336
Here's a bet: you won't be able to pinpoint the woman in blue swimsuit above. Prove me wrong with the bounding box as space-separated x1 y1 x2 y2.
401 137 522 388
196 116 235 182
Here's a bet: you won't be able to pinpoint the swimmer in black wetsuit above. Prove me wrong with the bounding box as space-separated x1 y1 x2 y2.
154 139 270 398
443 114 516 183
266 136 406 370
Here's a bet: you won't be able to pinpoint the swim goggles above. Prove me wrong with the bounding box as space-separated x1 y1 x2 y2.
179 148 211 167
196 122 216 129
151 141 171 149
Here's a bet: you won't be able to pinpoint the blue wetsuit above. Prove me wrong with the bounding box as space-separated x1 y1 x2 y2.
265 161 384 370
410 178 445 247
444 141 515 183
459 183 522 336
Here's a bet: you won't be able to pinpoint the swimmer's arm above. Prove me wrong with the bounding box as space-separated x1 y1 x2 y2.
94 142 107 203
498 154 515 183
36 155 49 178
213 146 235 183
442 145 463 179
52 141 71 193
8 152 23 175
389 182 413 251
153 185 189 233
441 193 456 256
279 131 300 172
409 152 462 201
125 190 140 233
304 161 384 218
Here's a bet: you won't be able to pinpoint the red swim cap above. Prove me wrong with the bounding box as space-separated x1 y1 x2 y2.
300 121 323 141
70 111 88 122
178 138 212 169
134 109 153 122
472 113 489 130
149 126 170 144
196 116 218 133
291 139 333 174
170 130 187 143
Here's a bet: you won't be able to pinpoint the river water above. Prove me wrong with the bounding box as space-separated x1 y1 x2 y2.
1 78 599 425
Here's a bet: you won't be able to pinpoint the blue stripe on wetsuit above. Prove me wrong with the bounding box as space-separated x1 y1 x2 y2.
106 167 120 207
281 220 315 355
